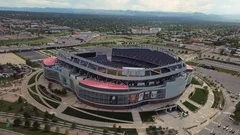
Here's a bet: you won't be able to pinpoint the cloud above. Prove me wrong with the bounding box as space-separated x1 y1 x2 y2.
0 0 240 14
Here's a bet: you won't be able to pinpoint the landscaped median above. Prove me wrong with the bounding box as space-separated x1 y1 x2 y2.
191 77 203 86
189 87 209 105
186 60 240 76
80 108 133 122
230 102 240 123
182 101 199 112
62 107 132 123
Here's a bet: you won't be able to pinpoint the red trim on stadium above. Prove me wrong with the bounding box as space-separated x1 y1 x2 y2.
45 76 183 110
43 56 57 66
186 65 193 71
80 79 129 90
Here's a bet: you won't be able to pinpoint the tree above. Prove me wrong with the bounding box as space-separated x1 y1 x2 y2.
113 124 117 133
44 124 51 132
55 127 60 133
220 49 225 55
103 129 108 135
24 120 31 128
19 106 24 112
44 111 49 119
18 96 23 103
13 118 22 127
33 106 38 112
23 112 31 119
32 121 40 130
8 106 12 111
71 122 76 129
65 129 69 135
117 125 122 133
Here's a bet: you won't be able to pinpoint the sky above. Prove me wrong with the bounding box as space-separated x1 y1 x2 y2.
1 0 240 14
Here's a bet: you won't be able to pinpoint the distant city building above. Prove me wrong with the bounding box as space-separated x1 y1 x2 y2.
131 27 161 35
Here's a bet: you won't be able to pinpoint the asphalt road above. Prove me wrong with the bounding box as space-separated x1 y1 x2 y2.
197 59 240 71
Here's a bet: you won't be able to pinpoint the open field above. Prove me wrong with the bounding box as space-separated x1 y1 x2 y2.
0 53 26 65
189 88 208 105
0 37 53 46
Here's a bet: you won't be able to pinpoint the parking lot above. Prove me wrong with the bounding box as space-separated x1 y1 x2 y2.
199 116 240 135
197 59 240 71
16 51 47 61
196 67 240 95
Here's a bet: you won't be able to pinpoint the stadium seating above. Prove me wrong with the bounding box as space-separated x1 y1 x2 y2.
112 48 177 67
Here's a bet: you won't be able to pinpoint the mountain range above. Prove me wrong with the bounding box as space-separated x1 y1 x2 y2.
0 7 240 22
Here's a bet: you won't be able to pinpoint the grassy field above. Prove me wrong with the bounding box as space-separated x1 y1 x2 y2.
189 88 209 105
0 100 45 117
43 32 70 37
28 89 49 109
36 72 43 81
0 123 63 135
183 101 199 112
80 108 133 121
191 77 202 86
186 60 239 76
30 85 37 93
186 61 199 66
0 37 53 46
28 73 38 85
62 107 126 123
42 98 60 109
139 111 156 122
42 50 56 56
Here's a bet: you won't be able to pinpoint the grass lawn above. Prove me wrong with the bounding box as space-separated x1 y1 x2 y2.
62 107 126 123
139 111 156 122
30 85 37 93
36 72 43 81
186 61 199 66
0 123 63 135
42 98 60 109
42 50 56 56
28 89 49 109
28 73 38 85
80 108 133 122
183 101 199 112
0 100 45 117
189 88 208 105
191 77 202 86
215 67 239 76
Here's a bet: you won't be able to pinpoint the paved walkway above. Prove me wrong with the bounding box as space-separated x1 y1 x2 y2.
176 76 220 134
21 70 221 135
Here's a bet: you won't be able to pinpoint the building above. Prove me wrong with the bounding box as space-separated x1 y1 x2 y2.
43 45 193 109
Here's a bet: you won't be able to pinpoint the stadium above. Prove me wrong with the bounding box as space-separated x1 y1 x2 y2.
43 45 193 109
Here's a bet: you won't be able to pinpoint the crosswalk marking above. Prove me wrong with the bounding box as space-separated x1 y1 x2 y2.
223 112 232 115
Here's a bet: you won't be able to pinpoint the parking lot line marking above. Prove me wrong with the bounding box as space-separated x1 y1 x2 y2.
212 121 218 125
223 112 232 115
204 127 210 131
